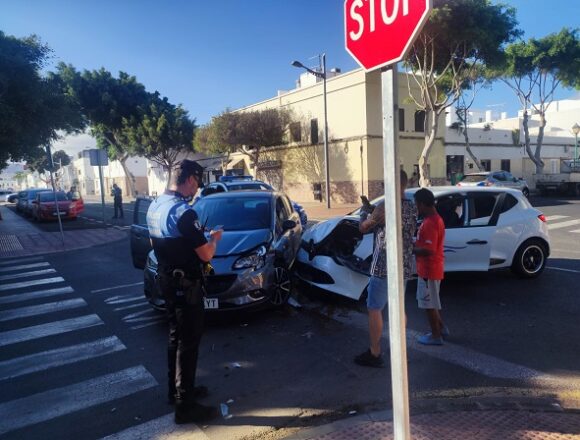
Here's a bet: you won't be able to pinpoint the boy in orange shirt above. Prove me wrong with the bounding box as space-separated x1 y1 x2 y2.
413 188 448 345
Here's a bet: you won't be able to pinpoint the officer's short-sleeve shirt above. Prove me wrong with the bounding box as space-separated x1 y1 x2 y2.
146 192 208 271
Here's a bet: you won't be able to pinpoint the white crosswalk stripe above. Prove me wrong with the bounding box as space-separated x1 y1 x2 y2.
0 262 51 273
0 298 87 322
0 286 74 305
0 276 65 292
570 229 580 233
0 268 57 281
0 256 44 266
0 336 126 381
545 215 569 221
0 366 158 436
547 219 580 230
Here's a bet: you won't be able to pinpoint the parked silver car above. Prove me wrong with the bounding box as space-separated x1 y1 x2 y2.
458 171 529 198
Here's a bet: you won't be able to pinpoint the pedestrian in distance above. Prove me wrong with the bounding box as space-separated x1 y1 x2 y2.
354 170 416 368
146 160 223 424
413 188 448 346
111 183 123 219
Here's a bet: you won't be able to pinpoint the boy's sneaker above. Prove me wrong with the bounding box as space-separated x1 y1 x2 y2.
354 349 385 368
417 333 444 346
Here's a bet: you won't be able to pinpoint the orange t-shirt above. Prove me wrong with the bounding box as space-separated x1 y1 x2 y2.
416 213 445 280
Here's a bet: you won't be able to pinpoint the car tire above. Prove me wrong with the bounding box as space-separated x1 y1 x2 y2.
511 239 547 279
522 187 530 198
270 265 292 306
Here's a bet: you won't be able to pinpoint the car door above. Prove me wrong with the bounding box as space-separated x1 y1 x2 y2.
272 196 299 267
130 197 153 269
440 191 502 272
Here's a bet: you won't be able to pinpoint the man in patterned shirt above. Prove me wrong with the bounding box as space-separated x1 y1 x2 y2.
354 171 416 368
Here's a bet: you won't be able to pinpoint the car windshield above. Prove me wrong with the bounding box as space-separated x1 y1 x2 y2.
39 192 68 202
461 174 488 183
194 196 272 231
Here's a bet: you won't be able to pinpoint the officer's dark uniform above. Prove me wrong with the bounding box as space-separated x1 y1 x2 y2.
146 172 212 421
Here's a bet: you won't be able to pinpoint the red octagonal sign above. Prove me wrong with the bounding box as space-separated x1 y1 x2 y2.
345 0 432 71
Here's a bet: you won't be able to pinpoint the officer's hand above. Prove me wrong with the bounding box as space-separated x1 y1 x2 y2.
209 229 223 241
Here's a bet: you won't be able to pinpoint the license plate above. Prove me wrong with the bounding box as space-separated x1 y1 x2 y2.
52 212 64 216
204 298 219 309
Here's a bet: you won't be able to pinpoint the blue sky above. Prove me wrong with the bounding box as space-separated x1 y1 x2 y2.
1 0 578 127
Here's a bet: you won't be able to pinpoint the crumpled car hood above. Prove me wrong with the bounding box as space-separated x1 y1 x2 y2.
214 229 272 256
302 215 360 244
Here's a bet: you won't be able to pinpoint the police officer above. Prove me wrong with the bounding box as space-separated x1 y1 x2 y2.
146 160 222 424
111 183 123 219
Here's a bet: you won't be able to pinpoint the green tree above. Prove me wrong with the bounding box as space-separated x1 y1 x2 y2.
497 28 580 174
26 149 71 185
0 32 85 170
57 64 150 195
404 0 520 186
125 93 196 187
195 108 291 176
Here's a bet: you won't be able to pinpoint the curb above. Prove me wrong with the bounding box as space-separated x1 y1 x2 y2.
282 396 580 440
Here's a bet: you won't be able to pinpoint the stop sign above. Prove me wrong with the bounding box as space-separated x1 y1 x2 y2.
344 0 432 71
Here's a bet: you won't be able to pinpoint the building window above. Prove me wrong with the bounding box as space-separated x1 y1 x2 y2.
399 108 405 131
310 119 319 144
500 159 511 172
480 160 491 171
290 122 302 142
414 111 425 132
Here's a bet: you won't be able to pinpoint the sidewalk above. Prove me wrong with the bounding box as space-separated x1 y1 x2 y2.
301 202 359 221
284 400 580 440
0 205 127 259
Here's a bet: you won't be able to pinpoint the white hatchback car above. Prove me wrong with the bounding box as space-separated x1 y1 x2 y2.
295 187 550 301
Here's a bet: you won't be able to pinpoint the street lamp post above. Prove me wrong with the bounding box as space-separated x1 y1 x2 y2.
572 123 580 168
292 54 331 209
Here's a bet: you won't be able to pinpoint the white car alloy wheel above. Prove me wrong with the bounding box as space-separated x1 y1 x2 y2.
271 266 292 306
513 240 547 278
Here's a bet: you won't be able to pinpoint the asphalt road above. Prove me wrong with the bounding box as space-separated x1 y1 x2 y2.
1 195 579 439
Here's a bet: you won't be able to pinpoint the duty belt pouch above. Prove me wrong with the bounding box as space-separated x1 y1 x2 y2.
179 277 204 306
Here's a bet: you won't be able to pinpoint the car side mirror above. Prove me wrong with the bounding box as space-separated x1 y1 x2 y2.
513 177 518 182
282 219 297 230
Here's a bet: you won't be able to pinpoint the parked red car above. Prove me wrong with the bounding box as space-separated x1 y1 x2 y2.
67 189 84 216
31 191 79 221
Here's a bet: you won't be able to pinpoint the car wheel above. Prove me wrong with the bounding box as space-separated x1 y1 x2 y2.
270 266 292 306
522 187 530 198
511 239 547 278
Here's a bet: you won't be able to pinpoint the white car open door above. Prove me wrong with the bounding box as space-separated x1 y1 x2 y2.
437 192 503 272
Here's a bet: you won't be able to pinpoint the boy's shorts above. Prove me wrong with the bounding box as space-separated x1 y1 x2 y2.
416 278 441 310
367 276 388 311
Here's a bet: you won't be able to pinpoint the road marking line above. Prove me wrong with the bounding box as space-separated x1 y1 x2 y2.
105 294 144 305
0 314 103 347
125 315 160 324
547 219 580 230
0 366 157 436
547 266 580 274
570 229 580 234
113 301 148 311
0 268 57 282
101 413 209 440
0 256 44 266
123 308 158 320
315 305 552 381
0 298 87 322
0 262 51 273
0 276 65 292
131 318 166 330
0 286 74 305
545 215 569 221
91 282 144 294
0 336 126 381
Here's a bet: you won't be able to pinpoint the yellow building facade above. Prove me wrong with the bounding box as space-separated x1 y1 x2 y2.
230 68 446 204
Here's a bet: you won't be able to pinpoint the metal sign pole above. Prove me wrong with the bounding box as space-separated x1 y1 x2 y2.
46 145 65 248
98 163 106 226
381 65 411 440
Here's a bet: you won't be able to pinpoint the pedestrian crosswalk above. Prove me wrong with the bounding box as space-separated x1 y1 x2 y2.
103 291 166 330
0 256 158 437
545 215 580 232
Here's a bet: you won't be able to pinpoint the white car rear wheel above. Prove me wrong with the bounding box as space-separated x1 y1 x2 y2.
512 239 547 278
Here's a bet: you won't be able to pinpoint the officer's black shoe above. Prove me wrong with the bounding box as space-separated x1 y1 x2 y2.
174 401 218 424
168 386 209 404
